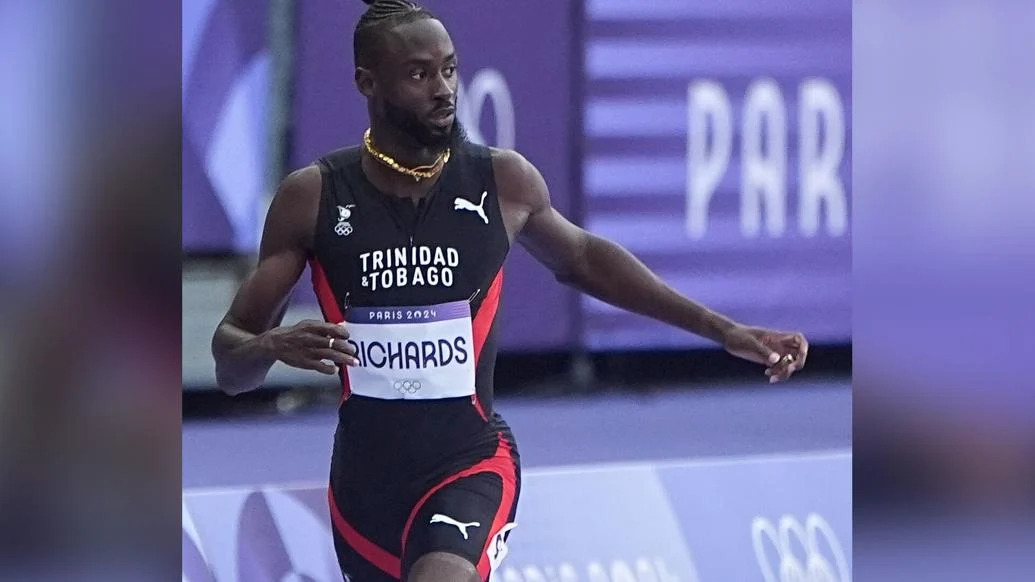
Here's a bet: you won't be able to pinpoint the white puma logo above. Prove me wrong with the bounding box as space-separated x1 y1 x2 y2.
453 191 489 224
429 514 481 540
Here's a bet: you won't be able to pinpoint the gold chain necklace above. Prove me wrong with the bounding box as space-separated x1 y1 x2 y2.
363 129 451 182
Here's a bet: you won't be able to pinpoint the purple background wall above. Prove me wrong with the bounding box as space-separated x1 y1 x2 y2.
581 0 851 349
288 0 580 351
183 0 270 254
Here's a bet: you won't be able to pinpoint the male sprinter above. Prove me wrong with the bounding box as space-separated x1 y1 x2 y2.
212 1 809 580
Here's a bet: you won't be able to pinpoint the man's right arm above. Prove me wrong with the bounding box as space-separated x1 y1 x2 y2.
211 165 352 395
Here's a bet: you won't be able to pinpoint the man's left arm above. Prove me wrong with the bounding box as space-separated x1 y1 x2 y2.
494 150 807 382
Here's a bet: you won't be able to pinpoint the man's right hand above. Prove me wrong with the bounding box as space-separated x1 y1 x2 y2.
263 319 359 375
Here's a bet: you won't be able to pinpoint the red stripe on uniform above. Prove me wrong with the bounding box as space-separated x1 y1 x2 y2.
399 435 518 565
476 437 518 579
472 268 504 367
327 488 402 579
470 269 503 420
309 259 344 322
309 258 351 402
471 395 489 422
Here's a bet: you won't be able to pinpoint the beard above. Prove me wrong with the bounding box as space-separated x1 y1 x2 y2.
381 98 467 151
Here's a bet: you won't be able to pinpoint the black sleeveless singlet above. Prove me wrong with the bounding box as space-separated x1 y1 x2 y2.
308 142 521 581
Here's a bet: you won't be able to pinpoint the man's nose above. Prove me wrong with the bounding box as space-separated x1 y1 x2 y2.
431 72 454 101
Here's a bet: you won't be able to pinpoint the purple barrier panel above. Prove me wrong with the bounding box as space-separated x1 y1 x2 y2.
182 469 701 582
182 501 218 582
183 452 849 581
495 465 699 581
183 486 340 582
290 0 579 351
658 451 852 581
183 0 270 254
582 0 852 349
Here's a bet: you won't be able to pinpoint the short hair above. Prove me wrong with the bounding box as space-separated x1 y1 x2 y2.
354 0 437 68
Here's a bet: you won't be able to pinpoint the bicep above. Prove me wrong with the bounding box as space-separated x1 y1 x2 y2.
222 167 320 333
502 153 588 277
223 250 307 334
517 204 587 277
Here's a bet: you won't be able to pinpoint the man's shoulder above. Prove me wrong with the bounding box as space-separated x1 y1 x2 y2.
488 146 521 162
488 146 533 175
275 164 323 206
282 163 321 188
488 147 544 183
487 147 548 209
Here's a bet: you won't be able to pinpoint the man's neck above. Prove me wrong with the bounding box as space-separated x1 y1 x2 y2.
367 120 446 168
359 149 445 204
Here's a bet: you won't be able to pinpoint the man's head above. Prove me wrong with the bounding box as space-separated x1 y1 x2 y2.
354 0 461 149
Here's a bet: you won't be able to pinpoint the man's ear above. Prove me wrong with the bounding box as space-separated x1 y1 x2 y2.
355 67 375 98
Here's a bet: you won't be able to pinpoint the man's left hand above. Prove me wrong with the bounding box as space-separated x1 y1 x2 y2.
722 325 809 383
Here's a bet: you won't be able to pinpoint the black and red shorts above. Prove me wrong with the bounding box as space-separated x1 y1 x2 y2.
327 396 521 581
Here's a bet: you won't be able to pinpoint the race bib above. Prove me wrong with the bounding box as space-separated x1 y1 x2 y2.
343 300 476 400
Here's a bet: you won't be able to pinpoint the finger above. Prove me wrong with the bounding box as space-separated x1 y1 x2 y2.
312 360 338 375
328 338 358 357
314 348 358 367
302 320 350 339
766 353 796 382
304 333 331 349
779 357 801 381
794 335 809 370
772 365 792 381
746 336 780 365
305 332 348 349
288 358 338 375
770 354 794 372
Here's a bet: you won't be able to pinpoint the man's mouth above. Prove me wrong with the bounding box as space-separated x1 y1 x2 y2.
429 107 455 126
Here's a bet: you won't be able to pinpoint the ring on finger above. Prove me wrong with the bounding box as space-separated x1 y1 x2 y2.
328 337 335 349
780 354 794 365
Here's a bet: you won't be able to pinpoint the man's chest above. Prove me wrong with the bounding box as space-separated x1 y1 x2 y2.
318 188 509 302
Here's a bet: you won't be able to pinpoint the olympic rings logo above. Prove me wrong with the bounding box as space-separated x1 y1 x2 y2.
334 221 353 236
394 380 422 394
752 513 850 582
